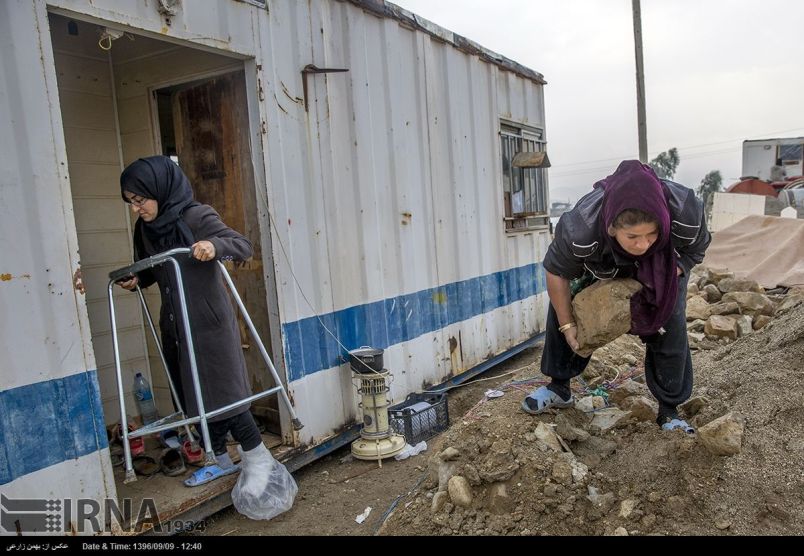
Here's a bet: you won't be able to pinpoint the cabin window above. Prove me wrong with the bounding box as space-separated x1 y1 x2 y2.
500 123 549 232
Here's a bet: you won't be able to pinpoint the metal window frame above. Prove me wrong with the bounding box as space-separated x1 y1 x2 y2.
499 121 548 232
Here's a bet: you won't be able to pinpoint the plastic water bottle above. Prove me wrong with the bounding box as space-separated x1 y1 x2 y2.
133 372 158 425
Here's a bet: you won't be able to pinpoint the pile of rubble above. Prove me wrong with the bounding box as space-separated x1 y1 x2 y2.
686 266 804 350
379 269 804 536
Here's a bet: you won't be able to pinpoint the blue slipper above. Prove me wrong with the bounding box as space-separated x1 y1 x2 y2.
661 418 695 435
183 463 240 487
521 386 575 415
159 429 181 450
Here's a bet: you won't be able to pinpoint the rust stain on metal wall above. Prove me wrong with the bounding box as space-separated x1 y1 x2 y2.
73 267 86 295
280 81 304 106
1 273 31 281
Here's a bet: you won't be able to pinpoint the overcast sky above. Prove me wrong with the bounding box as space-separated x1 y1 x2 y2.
392 0 804 204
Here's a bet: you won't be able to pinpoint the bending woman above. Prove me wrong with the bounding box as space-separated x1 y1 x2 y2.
522 160 711 432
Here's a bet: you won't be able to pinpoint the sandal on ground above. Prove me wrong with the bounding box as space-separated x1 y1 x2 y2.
159 429 182 450
661 418 695 434
132 455 160 477
181 440 205 467
160 448 186 477
521 386 574 415
183 463 240 487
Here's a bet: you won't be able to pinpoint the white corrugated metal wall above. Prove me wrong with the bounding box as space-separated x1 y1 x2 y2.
2 0 549 497
0 0 115 521
258 0 551 444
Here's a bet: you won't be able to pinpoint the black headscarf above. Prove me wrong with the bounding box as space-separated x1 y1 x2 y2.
120 156 200 252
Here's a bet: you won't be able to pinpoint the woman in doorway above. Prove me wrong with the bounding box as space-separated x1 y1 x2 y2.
521 160 711 432
116 156 285 510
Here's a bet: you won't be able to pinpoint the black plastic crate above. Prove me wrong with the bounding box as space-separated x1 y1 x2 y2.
388 392 449 444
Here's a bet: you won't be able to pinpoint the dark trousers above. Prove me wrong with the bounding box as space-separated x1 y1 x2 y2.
540 275 693 415
163 339 262 455
205 411 263 456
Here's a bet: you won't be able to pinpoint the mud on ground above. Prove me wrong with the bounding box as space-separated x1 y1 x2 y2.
379 304 804 536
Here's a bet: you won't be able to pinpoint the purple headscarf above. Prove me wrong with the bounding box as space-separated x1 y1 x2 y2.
593 160 678 336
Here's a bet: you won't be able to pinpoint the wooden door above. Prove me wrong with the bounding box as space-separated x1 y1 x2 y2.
172 71 280 432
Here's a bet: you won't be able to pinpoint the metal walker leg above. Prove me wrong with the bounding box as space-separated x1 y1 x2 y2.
108 247 303 484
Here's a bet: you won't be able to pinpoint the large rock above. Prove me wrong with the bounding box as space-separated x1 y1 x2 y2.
705 268 734 285
686 296 712 321
717 278 763 294
447 476 473 508
702 284 722 303
590 408 631 432
735 315 753 337
753 315 772 330
704 315 738 340
551 459 573 486
698 413 744 456
709 301 741 316
572 279 642 357
622 396 658 422
555 414 591 442
608 379 649 405
533 422 563 453
721 292 775 318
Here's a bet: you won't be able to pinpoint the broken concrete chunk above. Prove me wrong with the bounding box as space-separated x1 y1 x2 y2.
704 315 738 340
572 279 642 357
717 278 763 294
533 422 563 453
709 301 741 316
622 396 658 422
447 476 473 508
571 459 589 483
753 315 772 330
702 284 722 303
608 379 649 405
555 415 591 443
440 447 461 461
735 315 753 337
721 292 774 318
698 413 744 456
590 408 631 432
705 268 734 285
551 459 573 486
575 397 595 413
686 296 712 321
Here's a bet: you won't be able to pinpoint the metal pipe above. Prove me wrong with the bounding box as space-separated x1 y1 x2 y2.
216 260 303 430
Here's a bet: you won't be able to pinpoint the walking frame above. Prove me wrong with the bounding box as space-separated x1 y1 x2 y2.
107 247 303 484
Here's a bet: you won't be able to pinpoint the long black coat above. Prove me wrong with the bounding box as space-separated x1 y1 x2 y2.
135 204 253 423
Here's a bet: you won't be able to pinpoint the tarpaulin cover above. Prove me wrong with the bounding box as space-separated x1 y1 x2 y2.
704 215 804 288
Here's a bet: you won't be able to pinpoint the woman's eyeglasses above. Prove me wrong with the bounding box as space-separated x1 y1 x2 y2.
125 195 149 207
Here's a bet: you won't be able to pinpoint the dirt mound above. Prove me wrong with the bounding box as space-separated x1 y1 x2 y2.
379 304 804 536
